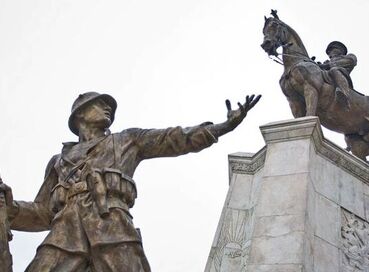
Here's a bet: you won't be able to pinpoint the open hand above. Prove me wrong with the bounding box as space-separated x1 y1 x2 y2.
225 94 261 127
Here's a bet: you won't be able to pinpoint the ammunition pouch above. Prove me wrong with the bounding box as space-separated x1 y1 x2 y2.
103 168 137 208
50 168 137 214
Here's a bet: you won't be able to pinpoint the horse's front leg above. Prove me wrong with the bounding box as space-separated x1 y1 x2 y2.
281 79 306 118
286 96 306 118
303 83 318 116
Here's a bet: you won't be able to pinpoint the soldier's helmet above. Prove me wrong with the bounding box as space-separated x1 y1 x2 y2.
326 41 348 55
68 92 117 136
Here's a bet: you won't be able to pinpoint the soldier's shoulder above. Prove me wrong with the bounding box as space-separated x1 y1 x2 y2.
116 128 144 138
48 154 61 165
43 154 60 178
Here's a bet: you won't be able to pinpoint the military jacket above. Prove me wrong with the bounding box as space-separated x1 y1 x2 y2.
10 124 217 253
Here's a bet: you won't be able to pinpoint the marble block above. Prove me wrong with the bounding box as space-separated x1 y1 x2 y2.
205 117 369 272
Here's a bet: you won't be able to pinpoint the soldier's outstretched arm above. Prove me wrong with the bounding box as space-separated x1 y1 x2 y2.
134 94 261 160
206 94 261 138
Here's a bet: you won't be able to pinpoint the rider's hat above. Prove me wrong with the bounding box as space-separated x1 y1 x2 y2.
68 92 117 136
326 41 347 55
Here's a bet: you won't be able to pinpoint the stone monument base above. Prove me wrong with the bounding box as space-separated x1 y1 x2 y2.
205 117 369 272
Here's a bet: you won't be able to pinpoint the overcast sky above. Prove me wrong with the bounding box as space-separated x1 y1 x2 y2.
1 1 368 271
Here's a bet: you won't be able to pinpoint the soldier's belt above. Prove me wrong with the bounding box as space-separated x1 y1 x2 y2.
66 180 131 214
65 168 137 205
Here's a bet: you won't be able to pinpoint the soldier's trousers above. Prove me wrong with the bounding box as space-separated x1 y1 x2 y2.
25 242 151 272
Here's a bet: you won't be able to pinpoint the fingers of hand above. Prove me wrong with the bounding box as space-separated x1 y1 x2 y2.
246 95 250 104
227 94 261 116
247 94 262 109
237 102 245 114
245 96 250 109
225 99 232 111
251 94 262 107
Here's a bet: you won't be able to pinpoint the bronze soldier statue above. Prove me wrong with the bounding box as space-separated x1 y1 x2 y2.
0 92 260 271
319 41 357 108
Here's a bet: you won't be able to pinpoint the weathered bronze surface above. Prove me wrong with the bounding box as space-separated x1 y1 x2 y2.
0 92 260 271
0 177 12 272
261 10 369 161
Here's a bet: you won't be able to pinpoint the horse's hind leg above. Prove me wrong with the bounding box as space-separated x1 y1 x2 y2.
345 134 369 162
303 83 318 116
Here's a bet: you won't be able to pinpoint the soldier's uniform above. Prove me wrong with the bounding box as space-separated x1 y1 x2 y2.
325 54 357 89
10 93 218 271
321 41 357 101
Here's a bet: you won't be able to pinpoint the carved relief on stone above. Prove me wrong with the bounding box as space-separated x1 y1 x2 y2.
311 130 369 184
229 149 266 175
210 208 254 272
341 209 369 271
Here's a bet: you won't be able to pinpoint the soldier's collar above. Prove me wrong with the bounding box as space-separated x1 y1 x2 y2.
62 135 108 153
61 141 78 154
62 141 78 147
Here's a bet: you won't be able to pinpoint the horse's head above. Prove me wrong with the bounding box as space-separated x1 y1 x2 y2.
261 11 287 57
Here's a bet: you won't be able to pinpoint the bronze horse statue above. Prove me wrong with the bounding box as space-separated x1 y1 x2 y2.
261 10 369 161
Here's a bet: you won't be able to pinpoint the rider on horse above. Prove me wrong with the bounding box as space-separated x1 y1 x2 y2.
319 41 357 108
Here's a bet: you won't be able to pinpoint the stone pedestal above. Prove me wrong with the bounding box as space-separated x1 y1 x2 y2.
205 117 369 272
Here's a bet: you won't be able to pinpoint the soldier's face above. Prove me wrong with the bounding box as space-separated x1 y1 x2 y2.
78 99 113 130
329 48 344 58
